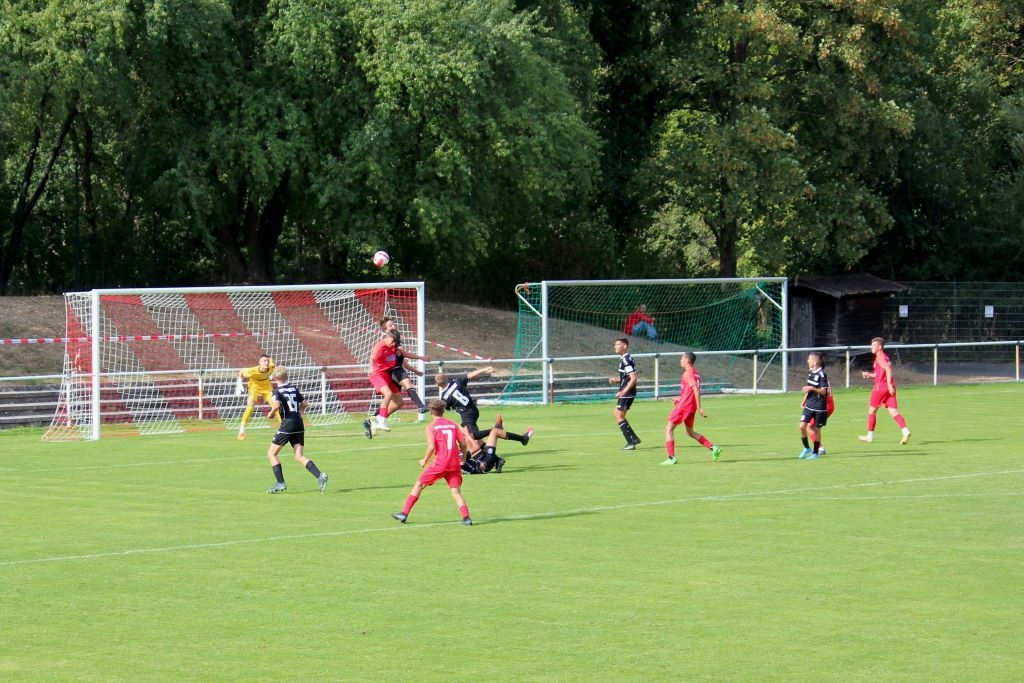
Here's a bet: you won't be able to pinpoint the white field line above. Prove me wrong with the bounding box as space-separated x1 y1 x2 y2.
2 469 1021 568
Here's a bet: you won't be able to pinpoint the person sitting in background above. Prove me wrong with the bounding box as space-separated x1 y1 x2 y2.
623 303 658 341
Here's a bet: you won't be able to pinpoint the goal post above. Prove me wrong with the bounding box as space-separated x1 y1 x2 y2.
43 283 425 440
503 278 788 404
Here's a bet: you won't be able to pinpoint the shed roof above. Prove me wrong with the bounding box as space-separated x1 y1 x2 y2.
792 274 908 298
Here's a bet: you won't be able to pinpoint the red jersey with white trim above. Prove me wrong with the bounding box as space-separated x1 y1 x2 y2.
873 351 894 391
679 367 701 413
428 417 463 471
370 340 397 375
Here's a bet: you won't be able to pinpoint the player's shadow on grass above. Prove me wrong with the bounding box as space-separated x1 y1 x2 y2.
472 509 598 526
484 463 569 475
322 482 419 495
816 442 945 459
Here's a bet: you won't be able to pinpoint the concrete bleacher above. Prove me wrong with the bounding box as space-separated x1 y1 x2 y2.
0 384 61 428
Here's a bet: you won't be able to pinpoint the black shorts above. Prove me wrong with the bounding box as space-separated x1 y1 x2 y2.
460 419 492 440
800 407 828 428
272 429 305 447
468 426 497 441
616 396 635 412
391 367 408 384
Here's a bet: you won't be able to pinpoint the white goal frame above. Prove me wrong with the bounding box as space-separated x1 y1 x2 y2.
44 283 425 440
508 278 789 404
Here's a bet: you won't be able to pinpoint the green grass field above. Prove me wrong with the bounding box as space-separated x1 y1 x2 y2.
2 384 1022 681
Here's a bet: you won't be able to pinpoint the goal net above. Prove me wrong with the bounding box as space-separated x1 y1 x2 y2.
43 283 425 440
503 278 788 403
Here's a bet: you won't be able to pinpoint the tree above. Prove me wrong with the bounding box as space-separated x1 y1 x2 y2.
0 2 119 292
631 0 916 278
869 0 1024 280
281 0 602 297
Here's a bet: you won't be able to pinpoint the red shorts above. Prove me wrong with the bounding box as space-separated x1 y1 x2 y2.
370 373 400 394
869 388 898 410
668 403 696 429
419 464 463 488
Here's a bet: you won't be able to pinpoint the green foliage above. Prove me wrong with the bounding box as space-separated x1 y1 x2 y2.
632 0 916 278
1 0 602 296
871 0 1024 280
1 1 1024 297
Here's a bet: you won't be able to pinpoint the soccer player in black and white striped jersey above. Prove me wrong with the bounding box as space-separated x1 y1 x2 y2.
609 337 641 450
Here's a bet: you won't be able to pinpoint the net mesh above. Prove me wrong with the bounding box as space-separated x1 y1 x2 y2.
43 285 421 440
887 282 1024 350
504 279 786 403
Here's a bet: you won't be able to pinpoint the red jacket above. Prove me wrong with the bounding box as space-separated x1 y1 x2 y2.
623 309 655 334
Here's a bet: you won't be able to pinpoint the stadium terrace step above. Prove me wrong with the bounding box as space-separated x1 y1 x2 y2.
0 384 61 429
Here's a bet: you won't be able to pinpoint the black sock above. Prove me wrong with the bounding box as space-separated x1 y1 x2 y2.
505 431 524 443
272 463 284 484
408 388 426 410
801 437 809 449
813 441 820 453
618 420 630 443
305 460 322 478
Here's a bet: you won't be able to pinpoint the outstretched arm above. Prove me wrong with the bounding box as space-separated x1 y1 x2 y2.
467 366 494 380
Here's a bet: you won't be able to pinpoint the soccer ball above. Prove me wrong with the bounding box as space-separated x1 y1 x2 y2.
818 446 827 456
372 250 390 268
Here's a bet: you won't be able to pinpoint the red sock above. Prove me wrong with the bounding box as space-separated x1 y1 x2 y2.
666 441 676 458
402 495 418 515
380 405 391 418
458 504 470 518
697 436 712 449
895 414 908 429
867 414 877 431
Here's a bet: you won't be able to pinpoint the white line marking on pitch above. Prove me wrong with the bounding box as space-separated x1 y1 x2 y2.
2 469 1021 567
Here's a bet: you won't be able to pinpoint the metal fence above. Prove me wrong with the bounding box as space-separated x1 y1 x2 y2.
3 340 1022 430
887 282 1024 355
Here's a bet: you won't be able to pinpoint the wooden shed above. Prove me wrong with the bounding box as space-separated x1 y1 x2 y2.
789 274 908 349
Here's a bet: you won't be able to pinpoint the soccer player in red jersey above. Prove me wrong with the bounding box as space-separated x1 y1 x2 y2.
660 351 721 465
367 331 401 434
378 317 430 413
859 337 911 445
392 399 474 526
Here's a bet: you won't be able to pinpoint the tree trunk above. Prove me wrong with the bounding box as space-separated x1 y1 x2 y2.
0 94 78 293
212 181 251 283
246 174 289 284
717 216 739 278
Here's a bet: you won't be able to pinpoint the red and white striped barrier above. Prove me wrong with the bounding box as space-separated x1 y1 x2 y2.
425 340 493 361
0 337 68 345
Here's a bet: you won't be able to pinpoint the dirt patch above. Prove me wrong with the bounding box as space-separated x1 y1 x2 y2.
425 302 518 362
0 296 66 377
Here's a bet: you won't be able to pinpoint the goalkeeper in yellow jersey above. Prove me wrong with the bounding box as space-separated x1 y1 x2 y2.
236 354 279 440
